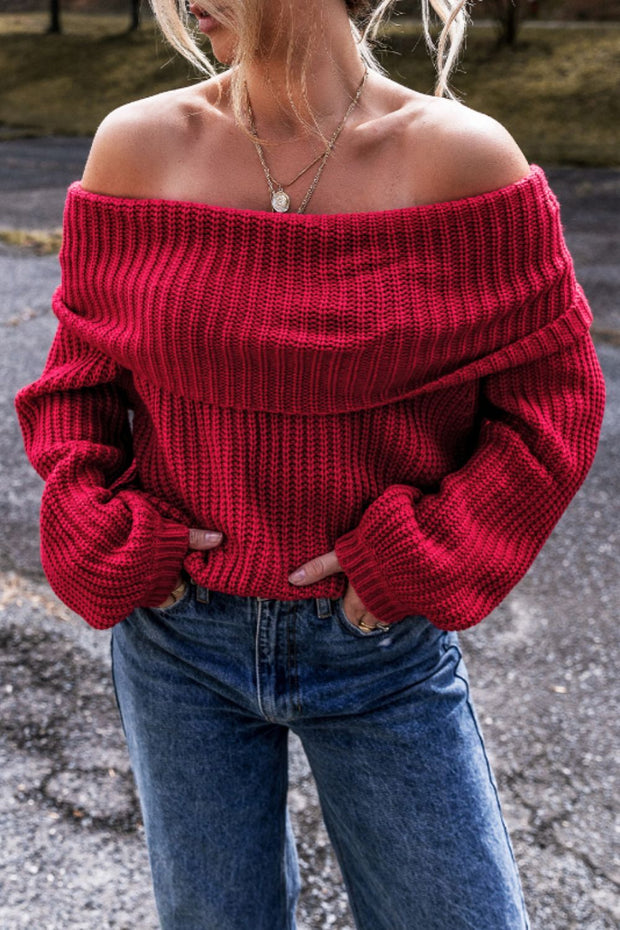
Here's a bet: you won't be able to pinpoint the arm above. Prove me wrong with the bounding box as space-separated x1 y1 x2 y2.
332 332 605 630
290 111 603 630
15 318 190 629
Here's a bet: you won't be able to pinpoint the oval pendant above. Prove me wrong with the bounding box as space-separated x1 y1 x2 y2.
271 190 291 213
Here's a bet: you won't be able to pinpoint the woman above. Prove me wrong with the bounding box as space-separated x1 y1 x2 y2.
15 1 605 928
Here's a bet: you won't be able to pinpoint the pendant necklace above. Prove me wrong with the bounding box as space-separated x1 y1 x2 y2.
246 68 368 214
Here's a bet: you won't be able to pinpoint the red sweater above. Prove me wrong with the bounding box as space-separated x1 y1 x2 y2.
15 166 605 631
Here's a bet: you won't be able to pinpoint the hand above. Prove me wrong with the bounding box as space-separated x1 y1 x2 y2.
288 549 386 631
156 527 224 608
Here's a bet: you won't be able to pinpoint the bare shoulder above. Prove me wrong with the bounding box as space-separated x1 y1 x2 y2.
81 83 222 198
404 94 531 205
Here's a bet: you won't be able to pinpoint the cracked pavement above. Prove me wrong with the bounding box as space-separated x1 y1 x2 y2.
0 139 618 929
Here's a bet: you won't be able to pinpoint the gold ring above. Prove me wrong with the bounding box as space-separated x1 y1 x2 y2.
170 579 187 603
358 617 390 633
357 618 377 632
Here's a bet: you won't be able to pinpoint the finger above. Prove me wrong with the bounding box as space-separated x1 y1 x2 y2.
356 615 389 632
288 550 341 585
343 582 387 630
188 528 224 550
170 575 187 596
156 575 186 609
344 604 389 632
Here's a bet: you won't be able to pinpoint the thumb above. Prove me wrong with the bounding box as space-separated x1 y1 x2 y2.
188 528 224 550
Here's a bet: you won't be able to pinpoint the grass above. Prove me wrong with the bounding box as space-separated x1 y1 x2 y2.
382 20 620 165
0 13 619 165
0 14 195 137
0 228 63 254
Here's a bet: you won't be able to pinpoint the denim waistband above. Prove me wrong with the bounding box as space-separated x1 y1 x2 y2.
190 580 335 620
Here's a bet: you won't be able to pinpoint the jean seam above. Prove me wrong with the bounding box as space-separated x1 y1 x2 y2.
109 630 129 743
288 604 302 715
445 639 531 930
255 599 267 720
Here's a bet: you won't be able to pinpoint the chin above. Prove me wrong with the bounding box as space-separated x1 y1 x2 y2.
210 40 237 67
203 27 237 66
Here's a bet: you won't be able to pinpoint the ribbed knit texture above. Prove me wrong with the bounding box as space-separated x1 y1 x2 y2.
15 166 605 630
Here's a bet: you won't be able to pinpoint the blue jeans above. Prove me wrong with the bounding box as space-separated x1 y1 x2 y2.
111 582 530 930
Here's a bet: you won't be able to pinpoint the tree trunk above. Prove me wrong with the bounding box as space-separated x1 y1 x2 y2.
130 0 141 31
48 0 61 34
494 0 522 47
505 1 520 45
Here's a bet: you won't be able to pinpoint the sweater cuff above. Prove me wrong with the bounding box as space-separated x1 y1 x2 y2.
334 528 411 627
142 519 190 607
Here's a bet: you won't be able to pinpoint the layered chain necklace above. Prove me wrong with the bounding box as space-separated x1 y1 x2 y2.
246 67 369 214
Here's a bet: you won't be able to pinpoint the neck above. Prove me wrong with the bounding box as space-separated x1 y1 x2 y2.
241 1 366 142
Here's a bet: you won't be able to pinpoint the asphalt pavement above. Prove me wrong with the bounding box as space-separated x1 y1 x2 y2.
0 139 618 930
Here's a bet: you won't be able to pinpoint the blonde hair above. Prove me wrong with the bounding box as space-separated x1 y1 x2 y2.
149 0 470 133
349 1 470 98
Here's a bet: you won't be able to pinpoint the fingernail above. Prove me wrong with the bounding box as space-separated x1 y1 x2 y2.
288 569 306 584
204 531 223 543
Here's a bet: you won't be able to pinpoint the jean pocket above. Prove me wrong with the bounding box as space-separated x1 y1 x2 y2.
151 578 193 615
335 597 392 638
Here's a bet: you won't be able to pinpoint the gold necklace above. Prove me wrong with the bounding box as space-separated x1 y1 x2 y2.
247 68 369 214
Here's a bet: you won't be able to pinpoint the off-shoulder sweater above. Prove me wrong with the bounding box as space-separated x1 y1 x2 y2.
14 166 605 631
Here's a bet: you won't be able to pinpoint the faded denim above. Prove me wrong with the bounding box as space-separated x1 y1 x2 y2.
111 582 530 930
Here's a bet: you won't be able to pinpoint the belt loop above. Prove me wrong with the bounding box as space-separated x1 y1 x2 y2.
195 584 210 604
315 597 333 619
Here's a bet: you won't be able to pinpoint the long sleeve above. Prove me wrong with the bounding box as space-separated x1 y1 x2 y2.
15 317 190 630
334 331 605 631
14 167 606 617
